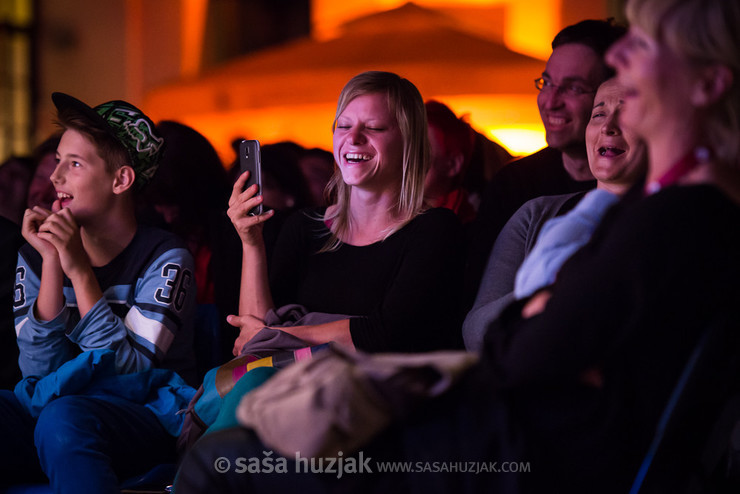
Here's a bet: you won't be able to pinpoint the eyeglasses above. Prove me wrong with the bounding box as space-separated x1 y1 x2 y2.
534 77 596 97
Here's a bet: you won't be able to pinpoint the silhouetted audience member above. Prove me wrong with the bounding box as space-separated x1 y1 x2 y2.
227 139 315 266
0 156 35 224
298 147 334 206
259 141 313 213
424 100 478 223
140 120 242 364
26 134 61 210
465 19 626 309
465 129 513 203
142 121 235 302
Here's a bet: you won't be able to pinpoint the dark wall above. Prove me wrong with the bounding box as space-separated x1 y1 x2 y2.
203 0 310 68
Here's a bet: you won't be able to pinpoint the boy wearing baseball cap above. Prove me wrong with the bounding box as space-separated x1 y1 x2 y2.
1 93 197 492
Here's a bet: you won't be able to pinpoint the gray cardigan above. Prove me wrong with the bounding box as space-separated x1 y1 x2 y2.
462 192 584 351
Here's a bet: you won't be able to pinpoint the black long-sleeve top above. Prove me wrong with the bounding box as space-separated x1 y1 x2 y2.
269 207 464 353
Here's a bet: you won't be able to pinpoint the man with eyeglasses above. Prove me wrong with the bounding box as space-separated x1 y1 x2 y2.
464 19 626 310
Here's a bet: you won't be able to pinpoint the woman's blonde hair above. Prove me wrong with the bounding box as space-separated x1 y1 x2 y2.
626 0 740 168
322 71 430 251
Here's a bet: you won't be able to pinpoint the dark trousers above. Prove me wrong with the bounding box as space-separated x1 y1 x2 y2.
0 390 176 493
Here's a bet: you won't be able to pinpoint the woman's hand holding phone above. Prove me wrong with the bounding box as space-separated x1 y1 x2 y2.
227 171 274 247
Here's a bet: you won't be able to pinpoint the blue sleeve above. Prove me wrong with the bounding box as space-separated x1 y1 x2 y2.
67 246 196 374
14 250 78 378
514 190 618 299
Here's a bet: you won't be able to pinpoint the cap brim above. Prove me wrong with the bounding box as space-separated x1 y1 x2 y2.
51 92 115 138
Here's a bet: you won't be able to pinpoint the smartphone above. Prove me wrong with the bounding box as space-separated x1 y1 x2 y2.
239 139 263 216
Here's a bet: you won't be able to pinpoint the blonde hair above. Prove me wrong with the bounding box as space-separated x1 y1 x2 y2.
322 71 430 251
626 0 740 168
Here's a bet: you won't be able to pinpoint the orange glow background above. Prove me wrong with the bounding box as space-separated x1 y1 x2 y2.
140 0 607 165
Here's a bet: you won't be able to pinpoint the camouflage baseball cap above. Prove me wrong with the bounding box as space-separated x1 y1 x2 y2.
51 92 165 189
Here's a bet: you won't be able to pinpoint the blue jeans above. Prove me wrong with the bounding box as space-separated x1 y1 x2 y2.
0 390 176 493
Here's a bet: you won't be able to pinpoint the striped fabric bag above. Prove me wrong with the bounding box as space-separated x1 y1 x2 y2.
177 330 332 454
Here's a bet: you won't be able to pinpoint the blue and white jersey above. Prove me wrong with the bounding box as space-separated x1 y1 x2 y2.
13 225 197 384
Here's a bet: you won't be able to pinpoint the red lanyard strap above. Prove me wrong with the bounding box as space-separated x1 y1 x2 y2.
645 147 710 195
